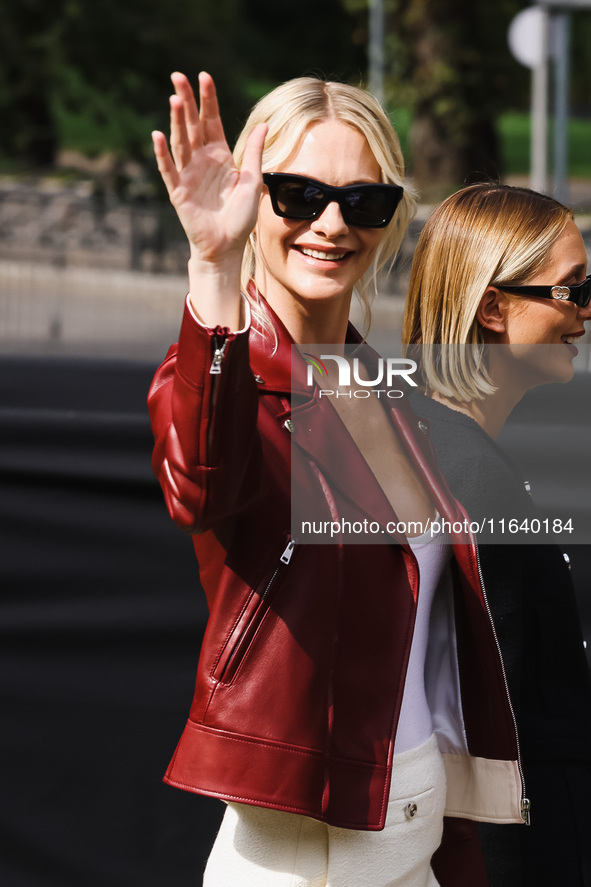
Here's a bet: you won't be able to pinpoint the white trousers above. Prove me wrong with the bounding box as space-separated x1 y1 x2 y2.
203 733 445 887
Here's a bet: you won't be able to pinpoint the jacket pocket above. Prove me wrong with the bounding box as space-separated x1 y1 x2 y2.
212 537 295 684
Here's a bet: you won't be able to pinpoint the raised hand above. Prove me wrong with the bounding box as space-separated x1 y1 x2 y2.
152 72 267 327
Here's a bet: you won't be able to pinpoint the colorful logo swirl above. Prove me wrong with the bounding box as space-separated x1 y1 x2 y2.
302 353 328 378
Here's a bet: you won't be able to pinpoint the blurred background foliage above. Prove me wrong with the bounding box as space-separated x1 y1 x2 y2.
1 0 590 198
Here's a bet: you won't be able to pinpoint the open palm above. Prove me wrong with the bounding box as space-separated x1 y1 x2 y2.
152 72 266 263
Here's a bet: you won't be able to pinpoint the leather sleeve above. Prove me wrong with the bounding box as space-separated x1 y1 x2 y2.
147 302 261 533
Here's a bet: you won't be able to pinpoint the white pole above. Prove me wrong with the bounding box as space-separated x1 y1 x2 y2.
553 12 571 202
369 0 385 107
531 6 550 192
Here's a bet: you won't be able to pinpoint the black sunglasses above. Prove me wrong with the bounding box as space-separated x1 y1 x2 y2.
497 275 591 308
262 172 403 229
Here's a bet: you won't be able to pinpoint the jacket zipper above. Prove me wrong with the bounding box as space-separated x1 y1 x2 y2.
209 337 227 375
258 539 295 597
474 543 531 825
207 336 227 455
216 539 295 683
279 540 295 564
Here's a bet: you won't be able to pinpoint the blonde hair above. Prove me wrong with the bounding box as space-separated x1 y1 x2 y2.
402 183 573 400
233 76 416 340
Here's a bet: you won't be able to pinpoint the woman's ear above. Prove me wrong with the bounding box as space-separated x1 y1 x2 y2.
476 286 508 334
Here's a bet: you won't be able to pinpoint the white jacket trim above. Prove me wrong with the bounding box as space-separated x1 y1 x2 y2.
443 752 524 823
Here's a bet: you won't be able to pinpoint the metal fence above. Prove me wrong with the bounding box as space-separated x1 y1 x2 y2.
0 181 192 272
0 181 417 360
0 182 192 359
1 181 590 361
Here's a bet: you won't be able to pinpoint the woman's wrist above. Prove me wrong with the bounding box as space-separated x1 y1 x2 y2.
186 293 251 334
187 252 244 330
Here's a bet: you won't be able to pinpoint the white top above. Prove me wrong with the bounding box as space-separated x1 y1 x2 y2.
394 521 452 754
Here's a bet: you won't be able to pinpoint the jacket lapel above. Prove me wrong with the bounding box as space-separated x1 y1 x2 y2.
246 290 415 533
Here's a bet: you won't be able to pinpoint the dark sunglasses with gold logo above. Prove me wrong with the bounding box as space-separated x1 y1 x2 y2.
497 275 591 308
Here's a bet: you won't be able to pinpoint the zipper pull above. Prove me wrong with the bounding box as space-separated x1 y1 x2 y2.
280 540 295 564
209 340 227 375
521 797 531 826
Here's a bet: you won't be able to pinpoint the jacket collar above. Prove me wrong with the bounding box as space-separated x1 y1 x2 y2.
246 282 368 398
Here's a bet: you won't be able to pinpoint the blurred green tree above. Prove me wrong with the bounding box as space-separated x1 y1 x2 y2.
342 0 529 199
0 0 364 182
0 0 62 167
2 0 591 194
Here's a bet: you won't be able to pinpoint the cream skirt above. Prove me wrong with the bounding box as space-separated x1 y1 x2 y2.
203 733 445 887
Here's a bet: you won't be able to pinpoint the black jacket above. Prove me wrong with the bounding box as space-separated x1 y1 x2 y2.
411 392 591 887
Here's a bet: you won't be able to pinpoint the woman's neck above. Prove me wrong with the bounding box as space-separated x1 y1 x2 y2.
255 279 352 345
430 358 528 440
430 391 518 440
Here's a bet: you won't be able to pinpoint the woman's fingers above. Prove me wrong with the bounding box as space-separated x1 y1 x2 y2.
198 71 226 145
240 123 268 184
152 71 264 256
170 71 225 149
169 93 192 169
151 130 179 194
171 72 202 148
167 72 228 168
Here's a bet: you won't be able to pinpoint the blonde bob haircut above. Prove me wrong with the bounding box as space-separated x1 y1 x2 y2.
233 76 416 340
402 183 573 401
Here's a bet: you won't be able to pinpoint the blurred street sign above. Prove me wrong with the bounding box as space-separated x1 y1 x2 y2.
508 7 550 193
509 6 547 68
508 2 591 202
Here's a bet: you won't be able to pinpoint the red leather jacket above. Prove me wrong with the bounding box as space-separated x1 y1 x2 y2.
148 300 527 847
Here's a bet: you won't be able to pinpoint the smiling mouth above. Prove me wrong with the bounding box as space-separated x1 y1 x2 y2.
298 247 349 261
563 332 585 344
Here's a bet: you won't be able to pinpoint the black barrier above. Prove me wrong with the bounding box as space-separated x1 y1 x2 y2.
0 356 223 887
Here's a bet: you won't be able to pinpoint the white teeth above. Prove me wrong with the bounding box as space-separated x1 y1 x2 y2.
301 248 346 260
564 336 575 344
